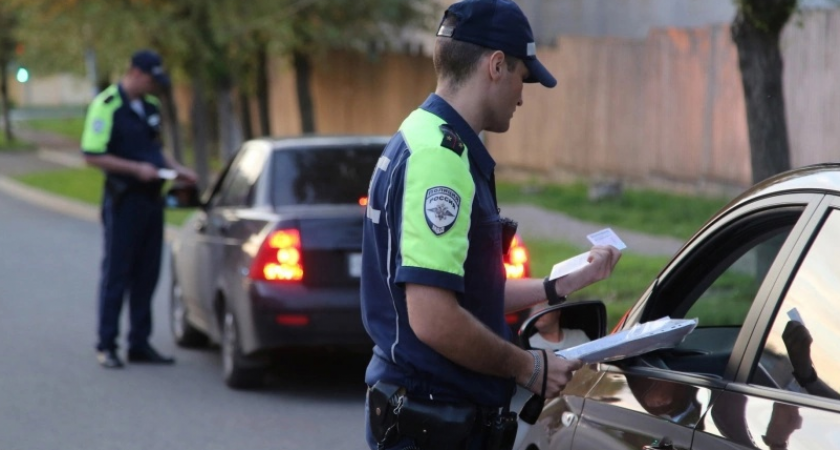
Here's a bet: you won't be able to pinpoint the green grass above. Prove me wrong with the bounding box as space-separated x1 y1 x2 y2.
525 238 671 328
22 117 86 141
0 129 37 152
497 181 731 240
13 167 196 226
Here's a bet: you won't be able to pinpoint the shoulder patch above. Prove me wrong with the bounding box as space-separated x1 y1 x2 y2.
439 124 465 156
103 95 115 104
425 186 461 235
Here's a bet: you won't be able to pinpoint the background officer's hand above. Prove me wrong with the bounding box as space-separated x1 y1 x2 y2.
523 352 583 398
175 166 199 184
134 162 159 182
556 245 621 295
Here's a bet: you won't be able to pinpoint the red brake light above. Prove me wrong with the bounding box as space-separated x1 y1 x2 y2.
359 196 368 206
504 234 530 279
249 229 304 282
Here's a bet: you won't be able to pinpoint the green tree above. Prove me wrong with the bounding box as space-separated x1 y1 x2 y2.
0 5 18 143
731 0 798 184
276 0 436 133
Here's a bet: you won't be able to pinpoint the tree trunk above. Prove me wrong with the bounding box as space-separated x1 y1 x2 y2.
256 43 271 136
293 51 316 134
731 1 795 185
0 60 13 143
216 80 242 161
239 90 253 141
191 77 212 190
159 86 184 164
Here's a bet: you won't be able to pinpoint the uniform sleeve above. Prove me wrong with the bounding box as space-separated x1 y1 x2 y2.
80 97 115 154
395 143 475 292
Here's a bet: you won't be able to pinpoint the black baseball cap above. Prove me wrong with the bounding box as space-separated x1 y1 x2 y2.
436 0 555 88
131 49 171 88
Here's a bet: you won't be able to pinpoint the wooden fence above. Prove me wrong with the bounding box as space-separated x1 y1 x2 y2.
174 8 839 195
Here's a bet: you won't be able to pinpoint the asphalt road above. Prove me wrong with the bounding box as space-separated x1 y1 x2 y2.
0 190 370 450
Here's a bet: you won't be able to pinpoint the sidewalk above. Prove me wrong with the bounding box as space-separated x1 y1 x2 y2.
0 129 685 258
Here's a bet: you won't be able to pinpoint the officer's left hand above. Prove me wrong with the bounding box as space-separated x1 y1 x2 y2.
556 245 621 294
175 166 199 185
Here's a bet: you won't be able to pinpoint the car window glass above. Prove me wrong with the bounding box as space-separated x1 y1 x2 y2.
751 209 840 401
217 146 266 207
640 207 802 378
684 232 787 326
271 146 382 206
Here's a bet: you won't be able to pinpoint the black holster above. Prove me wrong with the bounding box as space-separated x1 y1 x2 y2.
105 177 130 207
368 381 478 450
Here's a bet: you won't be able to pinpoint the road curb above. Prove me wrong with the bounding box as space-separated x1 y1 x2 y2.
0 175 180 240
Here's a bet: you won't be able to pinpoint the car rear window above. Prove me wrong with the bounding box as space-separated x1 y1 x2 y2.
271 145 383 206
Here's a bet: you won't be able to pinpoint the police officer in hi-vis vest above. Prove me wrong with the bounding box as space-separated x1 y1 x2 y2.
81 50 197 369
360 1 621 449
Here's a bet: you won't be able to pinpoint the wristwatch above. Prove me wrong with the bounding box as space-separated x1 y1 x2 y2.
543 277 567 306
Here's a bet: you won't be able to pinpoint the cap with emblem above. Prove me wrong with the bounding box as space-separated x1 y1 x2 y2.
436 0 555 88
131 49 171 88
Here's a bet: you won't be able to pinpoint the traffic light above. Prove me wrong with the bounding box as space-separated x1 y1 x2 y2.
15 66 28 83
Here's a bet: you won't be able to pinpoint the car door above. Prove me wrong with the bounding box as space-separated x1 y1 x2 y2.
560 194 823 450
694 195 840 450
189 143 269 336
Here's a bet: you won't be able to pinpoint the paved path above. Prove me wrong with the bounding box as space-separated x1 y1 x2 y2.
0 128 685 257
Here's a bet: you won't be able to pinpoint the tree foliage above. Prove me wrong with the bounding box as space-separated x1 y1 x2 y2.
5 0 436 179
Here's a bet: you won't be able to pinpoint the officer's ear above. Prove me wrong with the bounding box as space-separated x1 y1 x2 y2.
488 51 506 81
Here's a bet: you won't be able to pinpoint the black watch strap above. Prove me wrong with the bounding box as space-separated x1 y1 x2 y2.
543 277 567 306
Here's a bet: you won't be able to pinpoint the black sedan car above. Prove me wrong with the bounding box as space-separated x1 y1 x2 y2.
517 163 840 450
167 135 388 388
166 135 533 389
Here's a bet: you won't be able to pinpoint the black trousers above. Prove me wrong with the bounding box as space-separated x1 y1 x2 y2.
95 191 163 351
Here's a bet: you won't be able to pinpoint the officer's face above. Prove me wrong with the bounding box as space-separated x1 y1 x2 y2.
486 58 527 133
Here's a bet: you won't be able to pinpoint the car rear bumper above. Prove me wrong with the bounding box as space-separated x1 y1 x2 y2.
239 281 371 354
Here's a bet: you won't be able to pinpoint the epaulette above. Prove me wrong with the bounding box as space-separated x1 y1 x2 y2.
103 95 115 104
439 124 465 156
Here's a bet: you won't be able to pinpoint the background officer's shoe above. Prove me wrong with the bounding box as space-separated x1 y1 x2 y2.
97 349 124 369
128 345 175 364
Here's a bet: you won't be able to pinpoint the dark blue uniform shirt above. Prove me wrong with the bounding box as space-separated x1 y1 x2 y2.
361 94 513 408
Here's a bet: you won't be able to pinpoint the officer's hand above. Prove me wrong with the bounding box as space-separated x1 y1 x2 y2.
134 162 159 182
525 353 583 398
176 166 199 185
557 245 621 294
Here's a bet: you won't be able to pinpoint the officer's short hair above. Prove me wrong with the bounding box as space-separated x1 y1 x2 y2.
433 14 519 88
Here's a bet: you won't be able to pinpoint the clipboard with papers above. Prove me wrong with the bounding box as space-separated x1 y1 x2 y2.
555 316 698 364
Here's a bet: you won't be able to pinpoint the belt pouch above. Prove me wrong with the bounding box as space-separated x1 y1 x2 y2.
398 397 476 448
485 411 518 450
368 381 403 446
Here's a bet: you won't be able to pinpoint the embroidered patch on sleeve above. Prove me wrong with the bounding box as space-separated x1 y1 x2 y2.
425 186 461 235
92 119 104 133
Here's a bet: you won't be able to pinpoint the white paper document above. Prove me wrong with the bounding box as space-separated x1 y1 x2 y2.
157 168 178 180
547 228 627 281
586 228 627 251
787 307 805 325
555 316 698 364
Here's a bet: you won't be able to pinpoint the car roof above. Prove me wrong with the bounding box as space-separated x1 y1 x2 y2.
253 135 391 150
726 162 840 211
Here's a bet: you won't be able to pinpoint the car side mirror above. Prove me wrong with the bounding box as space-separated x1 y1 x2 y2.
164 183 203 208
518 300 607 350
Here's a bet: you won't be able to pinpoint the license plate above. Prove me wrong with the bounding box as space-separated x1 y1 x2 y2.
348 253 362 277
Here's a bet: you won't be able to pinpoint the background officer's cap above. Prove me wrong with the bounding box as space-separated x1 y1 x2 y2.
131 49 171 88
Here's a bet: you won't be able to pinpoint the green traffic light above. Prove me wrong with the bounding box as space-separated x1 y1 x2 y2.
16 67 29 83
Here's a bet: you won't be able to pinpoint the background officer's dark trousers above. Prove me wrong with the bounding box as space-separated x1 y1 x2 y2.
96 190 163 351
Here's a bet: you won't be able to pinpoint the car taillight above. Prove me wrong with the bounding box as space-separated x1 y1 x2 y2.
504 234 530 279
249 228 304 282
359 196 368 206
